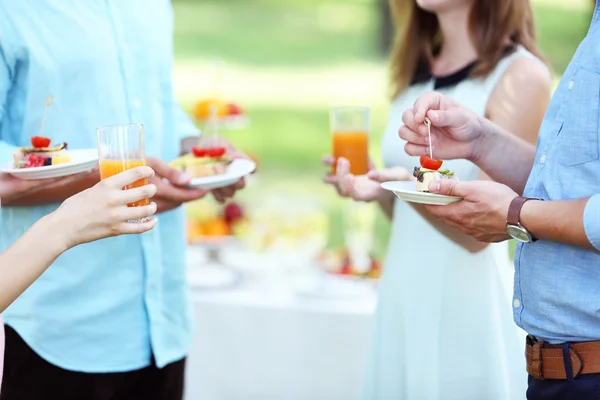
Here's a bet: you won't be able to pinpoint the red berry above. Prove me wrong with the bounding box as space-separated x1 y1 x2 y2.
26 154 47 168
224 202 244 224
31 136 51 148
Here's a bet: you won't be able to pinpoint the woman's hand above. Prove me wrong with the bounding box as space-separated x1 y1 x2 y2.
0 169 97 204
323 155 411 202
48 166 158 249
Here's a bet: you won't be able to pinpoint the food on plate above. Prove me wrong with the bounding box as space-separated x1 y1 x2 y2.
12 136 70 168
170 146 233 178
413 155 456 192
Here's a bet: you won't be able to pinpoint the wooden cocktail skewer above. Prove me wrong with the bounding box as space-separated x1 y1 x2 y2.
424 116 433 159
39 95 55 136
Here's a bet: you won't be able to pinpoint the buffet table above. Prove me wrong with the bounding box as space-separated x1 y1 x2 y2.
183 246 378 400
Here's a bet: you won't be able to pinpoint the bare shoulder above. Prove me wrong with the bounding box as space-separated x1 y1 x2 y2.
489 56 552 107
486 56 552 143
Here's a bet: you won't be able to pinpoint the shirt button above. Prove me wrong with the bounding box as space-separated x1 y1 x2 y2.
132 99 141 109
540 154 546 164
147 284 154 293
513 299 521 308
121 42 129 52
568 80 574 90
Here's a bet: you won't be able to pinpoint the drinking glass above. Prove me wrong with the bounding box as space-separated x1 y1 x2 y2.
343 201 375 274
97 124 149 222
330 106 370 176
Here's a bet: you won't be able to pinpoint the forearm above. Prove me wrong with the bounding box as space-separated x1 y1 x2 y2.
411 204 487 253
376 191 395 220
4 170 100 206
473 118 537 194
520 198 594 251
0 213 68 312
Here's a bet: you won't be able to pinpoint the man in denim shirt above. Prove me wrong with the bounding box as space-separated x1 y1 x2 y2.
400 3 600 399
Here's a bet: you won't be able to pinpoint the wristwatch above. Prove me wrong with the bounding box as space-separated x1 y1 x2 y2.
506 196 540 243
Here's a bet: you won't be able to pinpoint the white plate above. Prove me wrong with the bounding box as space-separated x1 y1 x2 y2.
381 180 461 205
0 149 98 180
188 158 256 190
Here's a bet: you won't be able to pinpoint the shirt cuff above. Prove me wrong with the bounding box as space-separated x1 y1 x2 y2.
583 194 600 251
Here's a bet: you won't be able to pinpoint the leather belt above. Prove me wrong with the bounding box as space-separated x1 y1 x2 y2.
526 335 600 380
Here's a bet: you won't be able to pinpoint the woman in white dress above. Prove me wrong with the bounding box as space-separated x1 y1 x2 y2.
323 0 552 398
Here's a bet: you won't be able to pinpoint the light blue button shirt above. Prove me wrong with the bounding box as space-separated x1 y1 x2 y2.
0 1 199 372
516 4 600 344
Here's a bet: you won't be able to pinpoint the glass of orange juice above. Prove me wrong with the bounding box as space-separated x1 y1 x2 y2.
331 106 370 176
97 124 149 222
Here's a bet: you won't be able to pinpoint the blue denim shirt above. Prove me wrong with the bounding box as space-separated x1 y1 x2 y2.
0 1 198 371
516 4 600 344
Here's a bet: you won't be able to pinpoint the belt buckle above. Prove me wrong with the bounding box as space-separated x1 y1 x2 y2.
527 335 545 380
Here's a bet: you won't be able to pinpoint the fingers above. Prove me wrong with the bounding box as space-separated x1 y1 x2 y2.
404 142 430 157
103 166 155 188
114 217 158 235
369 167 410 183
322 155 336 166
427 179 469 197
399 125 429 145
122 202 158 221
119 183 158 205
146 157 190 186
413 92 444 125
154 178 208 203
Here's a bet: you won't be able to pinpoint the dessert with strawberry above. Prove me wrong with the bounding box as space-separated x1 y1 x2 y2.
170 145 233 178
12 136 70 168
413 156 457 192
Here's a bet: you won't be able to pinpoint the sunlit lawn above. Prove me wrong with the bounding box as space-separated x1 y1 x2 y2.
173 0 591 258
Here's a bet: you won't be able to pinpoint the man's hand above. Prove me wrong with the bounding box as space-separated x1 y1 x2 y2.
399 91 486 162
0 169 97 205
146 157 208 213
422 179 518 243
180 136 249 204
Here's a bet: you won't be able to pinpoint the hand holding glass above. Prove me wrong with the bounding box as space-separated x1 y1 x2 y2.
97 124 150 222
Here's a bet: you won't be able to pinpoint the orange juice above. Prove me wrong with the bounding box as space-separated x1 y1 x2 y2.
99 159 149 207
332 130 369 175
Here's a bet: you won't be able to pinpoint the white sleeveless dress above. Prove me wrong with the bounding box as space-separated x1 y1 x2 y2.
361 47 542 400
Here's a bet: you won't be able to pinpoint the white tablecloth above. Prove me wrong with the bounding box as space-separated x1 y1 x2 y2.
183 246 377 400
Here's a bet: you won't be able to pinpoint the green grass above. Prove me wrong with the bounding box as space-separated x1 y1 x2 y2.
173 0 591 259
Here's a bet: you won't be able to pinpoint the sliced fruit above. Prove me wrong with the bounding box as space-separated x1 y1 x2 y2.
192 147 208 157
50 155 71 165
419 156 443 171
227 103 244 116
31 136 51 148
26 154 47 168
206 147 226 157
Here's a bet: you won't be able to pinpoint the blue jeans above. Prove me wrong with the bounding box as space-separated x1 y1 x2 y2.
527 374 600 400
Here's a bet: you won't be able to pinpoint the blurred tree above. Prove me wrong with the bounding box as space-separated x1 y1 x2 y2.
378 0 393 56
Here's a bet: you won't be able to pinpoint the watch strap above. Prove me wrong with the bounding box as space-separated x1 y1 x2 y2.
507 196 541 242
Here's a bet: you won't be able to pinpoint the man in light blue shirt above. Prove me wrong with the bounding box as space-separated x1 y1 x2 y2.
0 1 243 398
400 2 600 398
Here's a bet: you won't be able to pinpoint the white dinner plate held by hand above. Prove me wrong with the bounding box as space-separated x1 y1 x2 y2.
381 181 461 205
0 149 98 180
188 158 256 190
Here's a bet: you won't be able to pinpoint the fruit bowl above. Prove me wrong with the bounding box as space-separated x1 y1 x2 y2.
191 98 250 130
315 247 382 282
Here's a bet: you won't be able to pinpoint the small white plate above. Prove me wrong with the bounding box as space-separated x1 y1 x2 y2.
381 180 461 205
0 149 98 180
188 158 256 190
